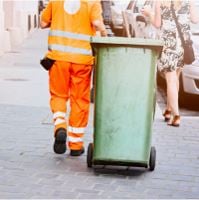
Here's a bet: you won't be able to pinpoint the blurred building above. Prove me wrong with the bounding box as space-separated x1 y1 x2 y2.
0 0 41 55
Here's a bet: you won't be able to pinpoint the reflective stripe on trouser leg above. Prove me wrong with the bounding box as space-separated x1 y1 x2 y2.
53 112 66 134
49 61 70 133
68 63 92 150
68 126 84 150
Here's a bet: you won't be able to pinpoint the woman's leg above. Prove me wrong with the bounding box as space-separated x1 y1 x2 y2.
163 72 172 121
176 67 182 92
165 71 180 116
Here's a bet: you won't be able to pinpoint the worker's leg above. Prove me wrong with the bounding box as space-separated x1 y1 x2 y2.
49 61 70 154
68 63 92 155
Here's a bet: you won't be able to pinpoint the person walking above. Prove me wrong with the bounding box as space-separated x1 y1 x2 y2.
142 0 199 127
40 0 107 156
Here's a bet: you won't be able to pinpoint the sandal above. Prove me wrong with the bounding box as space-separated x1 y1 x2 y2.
168 115 180 127
163 109 171 122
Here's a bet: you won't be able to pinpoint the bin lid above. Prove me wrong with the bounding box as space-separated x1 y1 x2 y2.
91 36 163 50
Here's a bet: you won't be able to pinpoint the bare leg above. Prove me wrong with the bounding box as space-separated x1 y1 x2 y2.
162 72 172 121
165 71 179 116
163 72 171 111
176 67 182 92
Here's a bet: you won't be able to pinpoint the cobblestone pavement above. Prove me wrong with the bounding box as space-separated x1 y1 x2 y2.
0 30 199 199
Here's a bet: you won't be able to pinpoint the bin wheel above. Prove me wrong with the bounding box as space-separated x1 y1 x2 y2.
87 143 93 168
149 146 156 171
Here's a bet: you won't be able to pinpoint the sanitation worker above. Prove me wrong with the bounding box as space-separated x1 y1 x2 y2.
40 0 107 156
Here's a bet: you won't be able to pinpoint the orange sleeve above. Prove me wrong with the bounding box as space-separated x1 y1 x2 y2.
90 1 103 22
41 1 52 24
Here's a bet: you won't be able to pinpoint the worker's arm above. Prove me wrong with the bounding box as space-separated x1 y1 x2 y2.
92 20 107 36
40 1 52 29
90 2 107 36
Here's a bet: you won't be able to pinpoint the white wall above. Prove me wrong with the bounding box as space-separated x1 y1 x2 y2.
0 0 39 54
0 0 5 55
14 0 38 31
15 0 38 12
3 1 14 29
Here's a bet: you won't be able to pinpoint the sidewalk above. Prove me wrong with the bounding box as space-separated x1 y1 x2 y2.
0 29 199 199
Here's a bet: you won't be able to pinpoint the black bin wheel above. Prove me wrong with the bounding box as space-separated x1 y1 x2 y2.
87 143 93 168
149 146 156 171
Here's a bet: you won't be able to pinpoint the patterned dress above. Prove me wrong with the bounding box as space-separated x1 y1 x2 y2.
158 1 191 72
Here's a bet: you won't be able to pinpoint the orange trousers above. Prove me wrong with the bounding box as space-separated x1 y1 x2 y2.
49 61 92 150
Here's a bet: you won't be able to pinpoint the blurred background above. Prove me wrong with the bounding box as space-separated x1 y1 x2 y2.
0 0 48 56
0 0 198 112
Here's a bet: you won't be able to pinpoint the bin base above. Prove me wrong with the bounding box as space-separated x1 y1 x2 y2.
93 160 148 168
87 143 156 171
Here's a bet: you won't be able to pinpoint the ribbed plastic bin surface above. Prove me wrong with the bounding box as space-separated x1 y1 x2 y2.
91 36 162 166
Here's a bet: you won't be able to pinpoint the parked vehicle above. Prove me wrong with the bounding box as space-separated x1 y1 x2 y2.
178 28 199 108
110 1 156 37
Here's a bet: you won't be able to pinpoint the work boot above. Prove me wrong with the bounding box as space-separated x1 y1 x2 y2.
53 128 67 154
70 147 85 156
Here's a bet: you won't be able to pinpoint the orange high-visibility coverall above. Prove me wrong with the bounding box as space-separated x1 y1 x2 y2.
41 0 103 150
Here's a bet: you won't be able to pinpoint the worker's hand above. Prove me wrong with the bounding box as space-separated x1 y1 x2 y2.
92 20 107 37
100 30 107 37
40 21 51 29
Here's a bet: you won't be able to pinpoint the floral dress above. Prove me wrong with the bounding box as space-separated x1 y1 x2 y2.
158 1 191 72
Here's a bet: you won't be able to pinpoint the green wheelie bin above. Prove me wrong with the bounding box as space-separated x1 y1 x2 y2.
87 37 163 171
